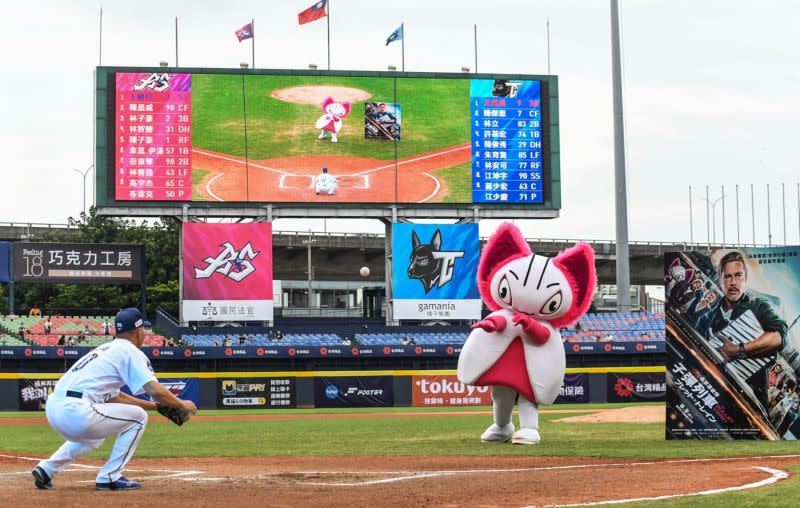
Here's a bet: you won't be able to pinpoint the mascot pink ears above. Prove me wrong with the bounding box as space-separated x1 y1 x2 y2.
321 96 351 117
477 223 596 328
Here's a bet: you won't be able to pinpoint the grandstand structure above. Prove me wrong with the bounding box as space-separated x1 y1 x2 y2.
0 315 167 347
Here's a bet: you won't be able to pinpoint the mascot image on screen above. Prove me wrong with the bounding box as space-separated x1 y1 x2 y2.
315 96 351 143
457 223 596 444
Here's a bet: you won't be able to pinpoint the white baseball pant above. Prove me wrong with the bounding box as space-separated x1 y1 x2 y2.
36 391 148 484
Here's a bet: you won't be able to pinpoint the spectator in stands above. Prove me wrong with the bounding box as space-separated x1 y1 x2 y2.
211 340 219 347
44 317 52 335
341 336 352 346
575 321 583 332
247 335 254 345
77 330 86 342
102 319 111 335
274 330 284 342
18 325 26 340
238 333 246 345
8 312 17 321
67 336 77 347
29 305 42 317
223 337 232 347
167 338 176 347
57 335 66 346
82 325 92 336
401 336 416 346
351 336 361 346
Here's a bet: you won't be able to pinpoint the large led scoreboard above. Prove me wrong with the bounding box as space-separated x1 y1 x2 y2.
96 67 560 218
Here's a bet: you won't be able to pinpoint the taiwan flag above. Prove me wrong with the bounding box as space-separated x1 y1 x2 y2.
235 22 254 42
298 0 327 25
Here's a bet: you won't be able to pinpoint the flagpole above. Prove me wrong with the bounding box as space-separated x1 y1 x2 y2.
546 18 551 74
327 1 331 70
252 18 255 68
474 24 478 73
99 7 103 66
175 17 179 67
401 22 405 72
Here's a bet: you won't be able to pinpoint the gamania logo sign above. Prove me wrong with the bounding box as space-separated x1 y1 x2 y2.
194 242 260 282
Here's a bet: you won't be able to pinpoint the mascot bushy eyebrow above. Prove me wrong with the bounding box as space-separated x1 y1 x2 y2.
457 223 596 444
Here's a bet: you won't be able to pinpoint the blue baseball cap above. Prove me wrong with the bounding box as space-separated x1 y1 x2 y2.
115 307 152 334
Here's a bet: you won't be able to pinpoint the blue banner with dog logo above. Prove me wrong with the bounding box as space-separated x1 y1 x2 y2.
392 223 480 320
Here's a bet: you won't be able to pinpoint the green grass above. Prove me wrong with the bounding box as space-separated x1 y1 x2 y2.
191 167 209 197
190 74 470 162
434 161 472 203
3 403 799 460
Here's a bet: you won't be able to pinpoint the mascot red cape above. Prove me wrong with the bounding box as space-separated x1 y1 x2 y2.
457 223 596 444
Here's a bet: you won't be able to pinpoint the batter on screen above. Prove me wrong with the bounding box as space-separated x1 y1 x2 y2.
31 308 197 491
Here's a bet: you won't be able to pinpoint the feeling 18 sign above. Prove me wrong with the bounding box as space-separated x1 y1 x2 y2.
471 79 543 204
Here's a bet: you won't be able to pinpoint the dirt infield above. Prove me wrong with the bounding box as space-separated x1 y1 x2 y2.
271 86 372 105
553 405 664 424
193 144 470 204
1 452 796 507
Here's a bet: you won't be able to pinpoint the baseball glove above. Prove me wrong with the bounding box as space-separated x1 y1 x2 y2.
156 403 194 426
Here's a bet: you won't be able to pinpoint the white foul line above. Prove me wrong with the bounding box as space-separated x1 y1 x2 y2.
536 466 789 507
352 144 471 177
192 149 289 175
417 173 441 203
205 173 225 202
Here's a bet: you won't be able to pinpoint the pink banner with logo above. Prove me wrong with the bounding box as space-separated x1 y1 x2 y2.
182 223 273 321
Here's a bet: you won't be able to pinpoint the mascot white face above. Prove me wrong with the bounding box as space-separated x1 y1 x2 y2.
669 264 687 282
325 102 347 117
489 254 574 321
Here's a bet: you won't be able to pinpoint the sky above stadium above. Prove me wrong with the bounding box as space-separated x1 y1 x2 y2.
0 0 798 245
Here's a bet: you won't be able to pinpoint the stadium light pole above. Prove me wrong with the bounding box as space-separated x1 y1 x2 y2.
73 164 94 216
698 190 724 246
302 233 316 309
610 0 631 313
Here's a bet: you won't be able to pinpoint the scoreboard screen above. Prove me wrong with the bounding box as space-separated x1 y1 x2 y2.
103 69 558 210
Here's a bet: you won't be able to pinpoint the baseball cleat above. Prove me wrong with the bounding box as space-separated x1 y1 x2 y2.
32 466 53 490
511 427 541 445
480 423 515 443
95 476 141 491
318 132 326 139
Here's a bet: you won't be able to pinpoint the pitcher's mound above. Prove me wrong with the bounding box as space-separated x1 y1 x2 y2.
553 405 664 424
272 86 371 105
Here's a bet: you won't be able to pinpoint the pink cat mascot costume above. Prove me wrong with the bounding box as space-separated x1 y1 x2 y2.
315 96 350 143
457 223 596 444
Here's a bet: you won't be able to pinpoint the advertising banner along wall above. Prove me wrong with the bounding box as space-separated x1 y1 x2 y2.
665 248 800 440
314 376 394 408
12 243 144 284
392 223 481 320
182 222 273 321
217 378 295 409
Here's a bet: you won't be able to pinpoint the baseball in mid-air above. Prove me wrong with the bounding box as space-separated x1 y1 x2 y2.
360 266 370 277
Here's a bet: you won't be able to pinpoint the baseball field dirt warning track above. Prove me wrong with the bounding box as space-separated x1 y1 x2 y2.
1 453 797 507
192 143 471 204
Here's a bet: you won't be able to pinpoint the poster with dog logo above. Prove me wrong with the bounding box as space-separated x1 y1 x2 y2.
392 224 480 320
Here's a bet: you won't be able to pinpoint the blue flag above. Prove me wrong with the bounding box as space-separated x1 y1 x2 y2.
386 25 403 46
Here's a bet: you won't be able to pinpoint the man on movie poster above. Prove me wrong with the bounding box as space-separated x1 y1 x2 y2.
665 247 800 440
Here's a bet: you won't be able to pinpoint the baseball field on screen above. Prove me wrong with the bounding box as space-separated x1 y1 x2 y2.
2 403 800 507
188 74 473 204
